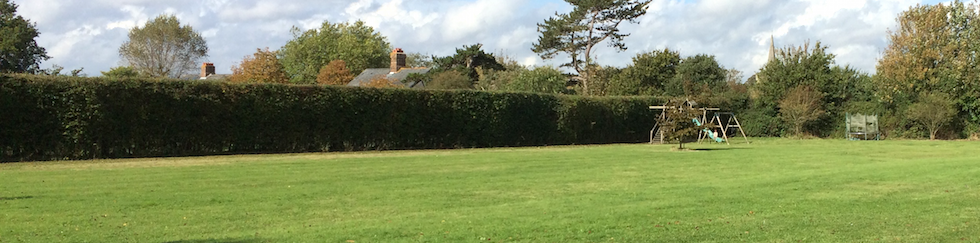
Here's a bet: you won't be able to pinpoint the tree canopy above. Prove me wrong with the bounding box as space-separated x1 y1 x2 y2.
876 1 980 135
0 0 49 73
279 20 390 84
430 44 505 82
316 60 354 85
657 99 710 149
532 0 651 95
119 15 208 79
229 48 288 84
907 92 957 140
607 48 680 96
101 66 142 78
666 54 727 97
503 66 569 94
778 85 825 137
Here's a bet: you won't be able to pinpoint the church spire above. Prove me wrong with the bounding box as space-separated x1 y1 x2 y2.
767 35 776 63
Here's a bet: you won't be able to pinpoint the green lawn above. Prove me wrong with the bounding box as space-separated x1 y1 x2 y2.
2 139 979 242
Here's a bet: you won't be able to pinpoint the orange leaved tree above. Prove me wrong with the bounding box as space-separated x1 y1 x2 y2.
229 48 288 84
316 60 355 85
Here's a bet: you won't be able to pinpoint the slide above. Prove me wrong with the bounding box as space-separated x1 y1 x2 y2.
692 118 725 143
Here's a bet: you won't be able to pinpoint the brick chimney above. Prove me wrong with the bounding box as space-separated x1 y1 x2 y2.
200 62 215 79
390 48 406 73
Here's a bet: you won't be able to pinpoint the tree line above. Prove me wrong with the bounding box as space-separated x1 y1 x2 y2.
2 0 978 139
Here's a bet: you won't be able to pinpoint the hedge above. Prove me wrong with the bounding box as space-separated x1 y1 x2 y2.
1 74 663 162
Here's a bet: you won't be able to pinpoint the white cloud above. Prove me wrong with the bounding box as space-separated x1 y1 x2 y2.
106 5 149 30
441 0 521 41
522 56 539 67
48 25 104 59
218 1 302 22
10 0 942 76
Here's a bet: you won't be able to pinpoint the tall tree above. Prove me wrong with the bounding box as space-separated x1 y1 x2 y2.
876 1 980 135
754 41 835 110
430 44 505 83
279 20 390 84
607 48 680 96
229 48 288 84
0 0 49 73
532 0 651 95
750 41 836 136
119 15 208 79
876 2 977 103
405 52 434 68
666 54 727 97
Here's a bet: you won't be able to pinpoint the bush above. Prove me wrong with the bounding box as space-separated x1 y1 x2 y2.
426 70 472 90
0 74 663 162
907 92 957 140
316 60 354 85
503 66 568 94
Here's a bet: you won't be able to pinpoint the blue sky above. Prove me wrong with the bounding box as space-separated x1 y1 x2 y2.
15 0 952 77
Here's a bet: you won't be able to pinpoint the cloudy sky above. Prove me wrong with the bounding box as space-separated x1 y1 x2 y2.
17 0 947 77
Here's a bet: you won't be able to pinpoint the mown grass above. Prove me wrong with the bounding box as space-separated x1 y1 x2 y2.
1 139 979 242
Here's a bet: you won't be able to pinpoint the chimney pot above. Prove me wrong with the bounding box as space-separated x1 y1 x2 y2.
201 62 216 79
390 48 406 73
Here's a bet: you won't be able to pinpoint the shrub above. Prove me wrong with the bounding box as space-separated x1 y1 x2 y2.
316 60 354 85
503 66 568 94
426 70 472 90
0 74 663 162
907 92 957 140
779 85 825 137
229 48 288 84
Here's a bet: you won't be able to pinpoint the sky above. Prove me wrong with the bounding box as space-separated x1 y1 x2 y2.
15 0 951 77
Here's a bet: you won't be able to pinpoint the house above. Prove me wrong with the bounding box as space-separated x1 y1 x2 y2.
197 62 230 81
347 48 430 88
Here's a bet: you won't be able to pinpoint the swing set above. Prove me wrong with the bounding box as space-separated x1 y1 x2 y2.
648 101 749 145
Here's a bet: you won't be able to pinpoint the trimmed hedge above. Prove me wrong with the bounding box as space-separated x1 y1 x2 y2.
1 74 662 162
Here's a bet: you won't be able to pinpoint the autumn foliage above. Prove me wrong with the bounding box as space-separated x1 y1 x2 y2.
363 75 400 88
778 85 825 137
316 60 355 85
229 48 288 84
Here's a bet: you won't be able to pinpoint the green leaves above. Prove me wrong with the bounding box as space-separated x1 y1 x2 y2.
278 20 391 84
532 0 651 95
503 66 568 94
118 15 208 79
101 66 142 79
430 44 505 83
0 74 662 161
876 1 980 135
657 99 708 149
607 48 680 96
778 85 826 137
907 92 957 140
666 54 727 97
0 0 49 74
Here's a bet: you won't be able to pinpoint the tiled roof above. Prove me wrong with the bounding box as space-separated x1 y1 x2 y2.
348 68 430 89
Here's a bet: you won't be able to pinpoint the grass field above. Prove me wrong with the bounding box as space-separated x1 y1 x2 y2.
2 138 979 242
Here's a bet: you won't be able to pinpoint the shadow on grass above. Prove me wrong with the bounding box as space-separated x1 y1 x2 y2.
691 148 747 151
162 238 270 243
0 196 34 201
